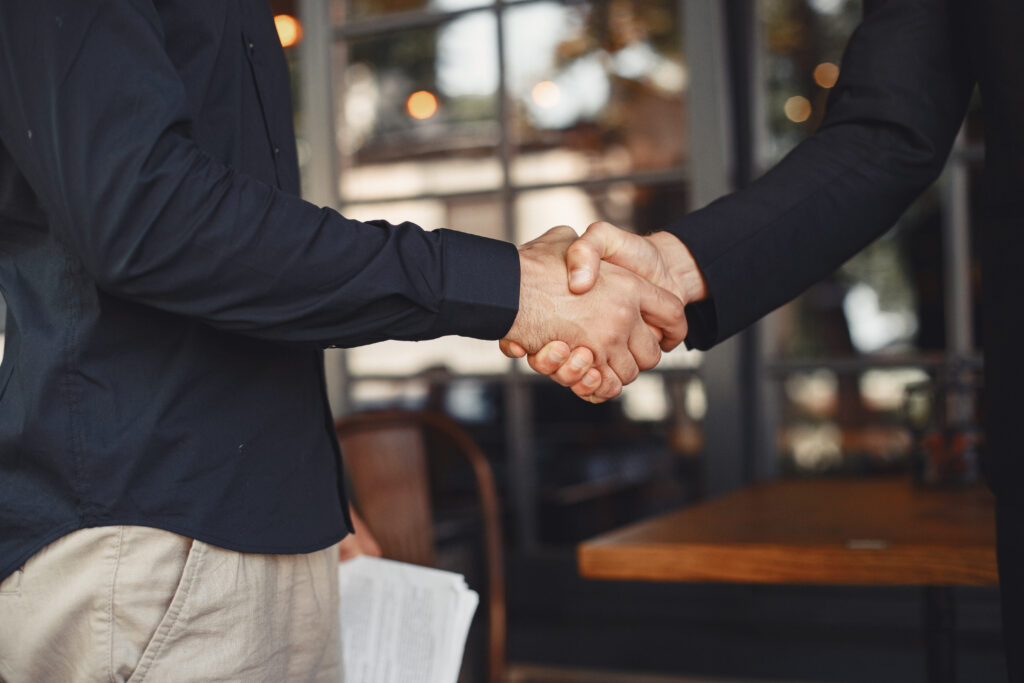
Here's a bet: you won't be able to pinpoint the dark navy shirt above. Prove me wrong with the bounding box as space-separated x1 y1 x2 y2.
0 0 519 581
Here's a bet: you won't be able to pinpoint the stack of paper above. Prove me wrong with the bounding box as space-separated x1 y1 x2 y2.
338 555 479 683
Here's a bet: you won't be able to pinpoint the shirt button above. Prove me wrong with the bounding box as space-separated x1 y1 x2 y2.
273 147 280 155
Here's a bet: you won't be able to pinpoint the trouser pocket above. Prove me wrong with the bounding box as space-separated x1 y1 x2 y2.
0 567 22 595
124 536 206 683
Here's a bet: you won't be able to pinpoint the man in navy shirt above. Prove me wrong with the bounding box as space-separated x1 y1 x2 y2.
0 1 684 679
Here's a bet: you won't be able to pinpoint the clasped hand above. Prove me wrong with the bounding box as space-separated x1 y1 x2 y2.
501 223 703 402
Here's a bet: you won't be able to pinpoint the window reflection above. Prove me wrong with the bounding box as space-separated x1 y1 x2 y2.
778 366 928 475
344 0 489 21
348 338 512 376
756 0 988 477
326 0 700 547
336 15 500 200
515 180 689 244
760 0 861 162
506 0 687 184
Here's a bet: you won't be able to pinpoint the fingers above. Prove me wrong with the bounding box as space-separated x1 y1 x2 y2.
554 348 597 386
605 343 640 389
565 224 621 294
499 338 527 358
591 365 624 401
628 324 663 372
526 341 571 374
527 224 578 250
569 368 604 398
528 344 597 388
634 278 688 352
567 221 666 294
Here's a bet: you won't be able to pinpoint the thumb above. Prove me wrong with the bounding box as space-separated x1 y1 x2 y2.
566 222 628 294
499 338 527 358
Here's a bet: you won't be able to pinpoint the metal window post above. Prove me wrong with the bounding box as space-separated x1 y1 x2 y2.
682 0 750 495
299 0 352 417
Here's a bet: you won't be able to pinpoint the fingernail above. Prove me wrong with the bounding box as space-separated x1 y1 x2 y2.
582 372 599 388
570 353 587 370
569 268 591 289
549 350 566 365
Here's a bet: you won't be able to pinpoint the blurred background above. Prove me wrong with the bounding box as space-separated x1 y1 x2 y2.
0 0 999 680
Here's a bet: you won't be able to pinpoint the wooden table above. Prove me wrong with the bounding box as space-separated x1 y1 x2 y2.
577 478 998 682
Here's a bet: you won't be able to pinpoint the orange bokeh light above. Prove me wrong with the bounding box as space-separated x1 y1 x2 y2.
784 95 812 123
813 62 840 89
274 14 303 48
406 90 439 120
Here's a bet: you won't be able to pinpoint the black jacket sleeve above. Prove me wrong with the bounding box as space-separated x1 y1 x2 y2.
0 0 519 347
668 0 974 349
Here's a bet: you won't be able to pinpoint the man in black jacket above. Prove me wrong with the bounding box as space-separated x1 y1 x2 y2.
513 0 1022 677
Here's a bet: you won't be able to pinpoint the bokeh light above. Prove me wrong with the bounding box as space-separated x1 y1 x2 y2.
531 81 561 109
784 95 812 123
274 14 302 48
406 90 439 120
813 62 840 88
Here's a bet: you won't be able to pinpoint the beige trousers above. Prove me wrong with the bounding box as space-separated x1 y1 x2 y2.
0 526 341 683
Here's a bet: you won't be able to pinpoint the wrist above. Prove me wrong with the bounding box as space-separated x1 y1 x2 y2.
508 245 548 353
648 231 708 303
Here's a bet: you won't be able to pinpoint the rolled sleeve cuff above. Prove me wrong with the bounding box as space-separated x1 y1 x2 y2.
429 229 520 340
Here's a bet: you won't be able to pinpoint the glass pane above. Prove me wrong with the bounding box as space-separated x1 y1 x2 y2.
340 0 489 22
531 370 702 545
338 155 503 203
342 192 504 241
348 338 512 376
776 366 929 475
504 0 688 185
759 0 863 162
514 180 689 243
335 12 502 201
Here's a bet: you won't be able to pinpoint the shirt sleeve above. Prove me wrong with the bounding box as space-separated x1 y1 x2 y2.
0 0 519 347
667 0 974 350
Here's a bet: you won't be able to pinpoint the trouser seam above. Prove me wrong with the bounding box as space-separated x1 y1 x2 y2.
107 526 125 683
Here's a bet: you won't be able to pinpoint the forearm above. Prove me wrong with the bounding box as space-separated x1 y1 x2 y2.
667 0 973 349
0 1 519 348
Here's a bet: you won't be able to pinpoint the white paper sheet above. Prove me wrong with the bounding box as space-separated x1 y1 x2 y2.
338 555 479 683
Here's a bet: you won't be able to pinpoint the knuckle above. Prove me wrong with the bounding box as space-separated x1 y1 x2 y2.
638 348 661 371
671 298 686 319
612 304 634 326
553 225 576 239
554 367 579 386
599 384 622 400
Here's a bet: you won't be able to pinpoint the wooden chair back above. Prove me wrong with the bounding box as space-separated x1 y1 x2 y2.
335 409 506 683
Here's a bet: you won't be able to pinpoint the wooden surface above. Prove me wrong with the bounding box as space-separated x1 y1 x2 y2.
578 478 997 586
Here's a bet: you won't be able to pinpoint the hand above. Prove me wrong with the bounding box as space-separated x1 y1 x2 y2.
338 504 383 562
501 226 686 400
566 221 708 314
507 221 708 401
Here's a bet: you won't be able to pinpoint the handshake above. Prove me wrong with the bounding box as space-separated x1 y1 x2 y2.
500 221 708 403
